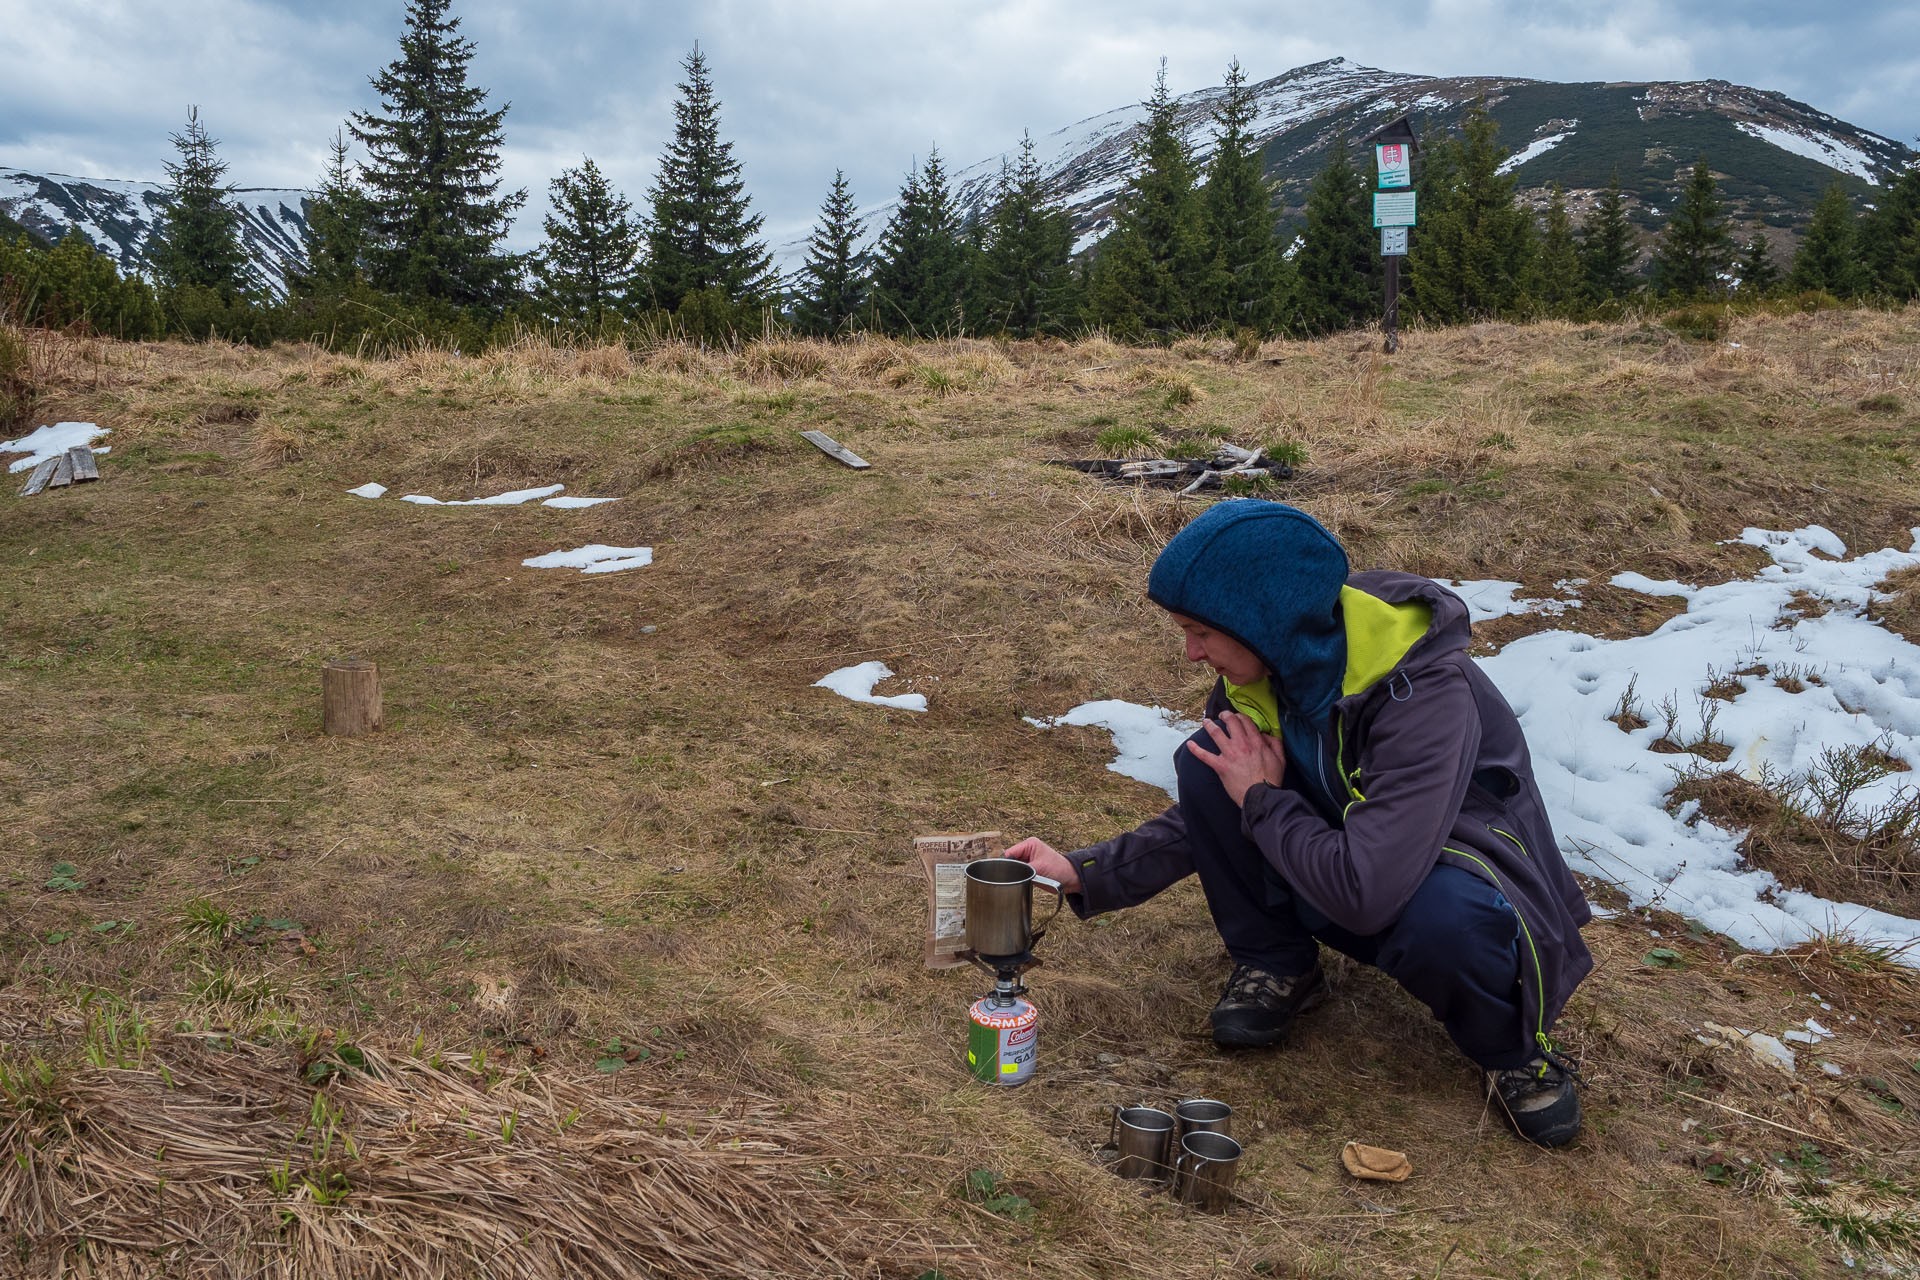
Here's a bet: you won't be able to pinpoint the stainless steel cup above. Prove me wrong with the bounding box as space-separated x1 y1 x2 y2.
964 858 1062 963
1173 1130 1242 1213
1107 1105 1176 1180
1174 1097 1232 1142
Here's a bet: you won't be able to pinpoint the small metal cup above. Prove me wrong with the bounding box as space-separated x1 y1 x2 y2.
1173 1130 1243 1213
964 858 1062 963
1174 1097 1232 1142
1106 1105 1176 1181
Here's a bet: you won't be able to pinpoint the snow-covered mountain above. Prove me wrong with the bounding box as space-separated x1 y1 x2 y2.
4 57 1912 298
0 168 311 296
774 56 1917 280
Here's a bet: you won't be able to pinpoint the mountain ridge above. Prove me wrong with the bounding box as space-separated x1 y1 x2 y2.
3 56 1912 297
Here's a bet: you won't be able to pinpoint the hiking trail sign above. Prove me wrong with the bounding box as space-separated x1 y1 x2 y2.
1363 116 1421 355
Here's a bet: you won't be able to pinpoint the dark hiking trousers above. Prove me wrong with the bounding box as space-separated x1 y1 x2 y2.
1175 732 1532 1070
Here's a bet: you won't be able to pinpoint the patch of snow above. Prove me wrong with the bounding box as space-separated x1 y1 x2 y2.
521 544 653 574
1025 699 1198 798
1821 1061 1844 1076
1611 572 1697 598
401 483 566 506
1027 526 1920 964
1497 131 1574 174
1 422 109 473
1441 579 1581 622
347 483 387 499
813 661 927 712
1735 122 1879 184
541 495 618 508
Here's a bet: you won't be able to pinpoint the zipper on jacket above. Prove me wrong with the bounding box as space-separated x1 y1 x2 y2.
1490 826 1532 860
1444 845 1553 1056
1334 717 1366 819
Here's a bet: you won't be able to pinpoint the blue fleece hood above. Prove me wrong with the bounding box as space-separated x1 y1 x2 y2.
1147 500 1350 721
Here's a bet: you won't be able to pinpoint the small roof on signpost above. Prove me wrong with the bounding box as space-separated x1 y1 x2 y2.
1362 115 1419 155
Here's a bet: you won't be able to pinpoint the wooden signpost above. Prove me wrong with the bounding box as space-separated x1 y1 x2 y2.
1366 117 1420 355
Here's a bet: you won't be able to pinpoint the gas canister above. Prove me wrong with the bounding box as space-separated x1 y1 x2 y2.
967 993 1038 1086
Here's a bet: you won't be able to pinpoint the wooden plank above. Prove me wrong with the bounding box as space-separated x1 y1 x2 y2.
67 446 100 482
798 430 871 470
17 457 57 497
47 453 74 488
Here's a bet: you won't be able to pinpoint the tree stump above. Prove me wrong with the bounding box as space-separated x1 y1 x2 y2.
322 659 382 737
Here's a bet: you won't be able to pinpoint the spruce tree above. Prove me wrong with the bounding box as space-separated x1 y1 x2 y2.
1738 234 1779 295
868 148 965 335
1860 166 1920 299
350 0 524 306
532 157 643 331
794 170 867 335
1195 59 1279 333
1406 103 1534 323
1652 155 1733 298
1580 171 1639 301
1291 135 1374 334
1534 183 1583 315
645 46 772 314
1087 64 1203 340
153 106 253 295
977 134 1077 337
292 131 371 296
1789 181 1864 298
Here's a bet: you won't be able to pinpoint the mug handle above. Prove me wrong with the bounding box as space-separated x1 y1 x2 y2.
1106 1104 1121 1149
1028 875 1067 945
1173 1151 1196 1196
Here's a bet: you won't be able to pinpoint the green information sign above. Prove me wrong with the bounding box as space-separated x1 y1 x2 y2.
1373 190 1417 228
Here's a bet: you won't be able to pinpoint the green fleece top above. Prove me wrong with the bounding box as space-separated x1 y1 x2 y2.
1224 585 1433 732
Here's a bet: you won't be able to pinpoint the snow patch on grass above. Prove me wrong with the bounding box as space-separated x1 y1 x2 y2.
522 544 653 574
2 422 109 473
1024 700 1197 798
813 662 927 712
1442 578 1581 622
401 484 566 506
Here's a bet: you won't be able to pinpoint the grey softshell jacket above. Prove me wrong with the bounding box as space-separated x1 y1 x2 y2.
1066 570 1595 1050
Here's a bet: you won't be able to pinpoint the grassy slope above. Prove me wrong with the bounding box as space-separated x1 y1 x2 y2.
4 311 1920 1277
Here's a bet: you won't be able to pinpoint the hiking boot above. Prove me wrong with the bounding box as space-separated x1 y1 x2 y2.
1210 963 1328 1049
1486 1054 1583 1148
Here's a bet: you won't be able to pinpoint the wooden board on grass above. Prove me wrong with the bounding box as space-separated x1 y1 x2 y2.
17 457 57 497
67 446 100 482
799 430 871 470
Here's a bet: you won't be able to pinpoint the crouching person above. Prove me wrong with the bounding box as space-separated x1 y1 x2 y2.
1009 500 1593 1147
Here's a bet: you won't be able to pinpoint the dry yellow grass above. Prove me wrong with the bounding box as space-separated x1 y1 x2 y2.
4 307 1920 1277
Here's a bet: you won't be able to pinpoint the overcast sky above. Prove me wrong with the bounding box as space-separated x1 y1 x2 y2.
3 0 1916 251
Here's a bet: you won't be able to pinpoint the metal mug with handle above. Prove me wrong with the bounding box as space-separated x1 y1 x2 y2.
1173 1130 1243 1213
1106 1105 1176 1181
1174 1097 1232 1143
964 857 1064 963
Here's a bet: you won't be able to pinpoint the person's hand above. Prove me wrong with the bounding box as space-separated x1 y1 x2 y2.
1186 711 1286 808
1005 837 1080 895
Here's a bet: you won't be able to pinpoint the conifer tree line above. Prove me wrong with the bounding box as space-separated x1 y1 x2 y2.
6 0 1920 352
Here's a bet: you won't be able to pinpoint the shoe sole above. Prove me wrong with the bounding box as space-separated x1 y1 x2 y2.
1210 975 1330 1050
